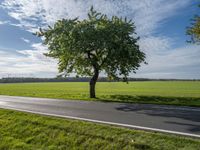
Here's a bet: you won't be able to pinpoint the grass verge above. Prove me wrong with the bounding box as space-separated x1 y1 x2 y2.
0 108 200 149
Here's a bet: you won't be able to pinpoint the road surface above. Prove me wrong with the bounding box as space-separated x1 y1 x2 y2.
0 95 200 138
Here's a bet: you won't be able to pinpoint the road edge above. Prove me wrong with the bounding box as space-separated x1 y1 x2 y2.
0 105 200 138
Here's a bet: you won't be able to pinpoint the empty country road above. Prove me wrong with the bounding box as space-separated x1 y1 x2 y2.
0 95 200 138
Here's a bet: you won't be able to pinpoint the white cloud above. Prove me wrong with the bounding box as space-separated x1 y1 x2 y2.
1 0 191 35
0 43 58 78
0 20 8 25
134 45 200 79
21 37 30 43
139 36 172 57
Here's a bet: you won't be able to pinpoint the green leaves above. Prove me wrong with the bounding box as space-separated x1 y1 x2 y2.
36 6 146 81
187 6 200 44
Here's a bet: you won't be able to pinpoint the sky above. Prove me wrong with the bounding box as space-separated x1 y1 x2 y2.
0 0 199 79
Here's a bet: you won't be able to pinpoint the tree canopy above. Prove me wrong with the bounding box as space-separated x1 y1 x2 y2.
36 7 146 98
187 5 200 44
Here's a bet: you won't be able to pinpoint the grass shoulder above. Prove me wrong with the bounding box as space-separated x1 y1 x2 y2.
0 108 200 149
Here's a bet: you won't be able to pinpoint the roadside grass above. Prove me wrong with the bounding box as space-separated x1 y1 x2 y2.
0 108 200 149
0 81 200 106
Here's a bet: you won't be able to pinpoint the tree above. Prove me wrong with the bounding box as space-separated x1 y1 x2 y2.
187 5 200 44
36 7 146 98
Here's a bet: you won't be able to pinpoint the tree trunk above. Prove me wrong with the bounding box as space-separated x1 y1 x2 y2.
90 69 99 98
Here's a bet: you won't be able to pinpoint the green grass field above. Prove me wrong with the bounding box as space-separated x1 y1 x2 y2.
0 108 200 149
0 81 200 106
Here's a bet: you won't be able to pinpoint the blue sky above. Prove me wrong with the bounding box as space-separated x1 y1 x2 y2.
0 0 199 79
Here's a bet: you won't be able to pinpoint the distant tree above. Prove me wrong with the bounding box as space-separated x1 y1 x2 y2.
36 7 146 98
187 5 200 44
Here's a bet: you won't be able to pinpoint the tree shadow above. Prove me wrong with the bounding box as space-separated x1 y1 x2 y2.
114 101 200 121
109 95 200 133
165 121 200 132
107 94 200 107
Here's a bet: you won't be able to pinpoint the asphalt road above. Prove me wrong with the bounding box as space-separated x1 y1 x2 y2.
0 95 200 138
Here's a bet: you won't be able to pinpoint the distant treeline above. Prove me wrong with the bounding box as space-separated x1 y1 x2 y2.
0 77 199 83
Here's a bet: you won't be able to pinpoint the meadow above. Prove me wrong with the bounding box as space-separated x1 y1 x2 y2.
0 81 200 106
0 108 200 149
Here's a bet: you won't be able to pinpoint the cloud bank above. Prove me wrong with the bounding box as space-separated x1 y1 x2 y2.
0 43 57 78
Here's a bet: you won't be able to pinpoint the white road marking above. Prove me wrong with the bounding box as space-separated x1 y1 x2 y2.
0 101 7 105
0 105 200 138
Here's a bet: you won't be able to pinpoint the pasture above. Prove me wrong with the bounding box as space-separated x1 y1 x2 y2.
0 81 200 106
